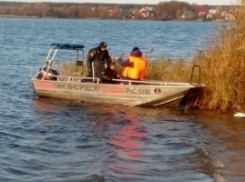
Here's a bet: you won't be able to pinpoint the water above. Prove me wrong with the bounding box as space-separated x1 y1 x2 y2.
0 18 244 182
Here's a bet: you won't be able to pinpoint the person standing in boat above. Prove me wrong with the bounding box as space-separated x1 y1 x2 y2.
86 41 112 78
116 47 147 80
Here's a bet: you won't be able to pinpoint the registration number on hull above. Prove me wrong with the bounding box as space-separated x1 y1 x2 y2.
125 88 151 95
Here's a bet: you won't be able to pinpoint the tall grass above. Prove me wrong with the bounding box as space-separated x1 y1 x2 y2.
191 0 245 112
145 59 192 82
58 62 85 76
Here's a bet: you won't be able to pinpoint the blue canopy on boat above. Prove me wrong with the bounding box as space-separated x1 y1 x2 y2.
51 43 85 50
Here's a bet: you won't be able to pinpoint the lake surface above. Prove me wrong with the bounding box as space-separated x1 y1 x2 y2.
0 18 244 182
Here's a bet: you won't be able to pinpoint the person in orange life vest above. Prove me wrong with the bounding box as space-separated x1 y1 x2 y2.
116 47 147 80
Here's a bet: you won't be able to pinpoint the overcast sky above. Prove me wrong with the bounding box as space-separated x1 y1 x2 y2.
0 0 235 5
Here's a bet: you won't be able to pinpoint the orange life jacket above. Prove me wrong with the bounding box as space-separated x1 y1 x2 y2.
121 56 147 80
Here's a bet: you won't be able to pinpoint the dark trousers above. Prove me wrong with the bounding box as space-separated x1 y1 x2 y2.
93 61 105 78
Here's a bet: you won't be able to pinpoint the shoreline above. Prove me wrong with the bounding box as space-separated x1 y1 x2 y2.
0 15 230 22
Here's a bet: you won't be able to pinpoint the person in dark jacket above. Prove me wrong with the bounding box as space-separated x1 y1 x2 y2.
100 62 120 84
86 41 112 78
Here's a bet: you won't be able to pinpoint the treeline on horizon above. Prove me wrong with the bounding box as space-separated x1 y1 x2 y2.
0 1 232 20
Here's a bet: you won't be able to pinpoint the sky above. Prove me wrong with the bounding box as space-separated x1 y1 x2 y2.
0 0 234 5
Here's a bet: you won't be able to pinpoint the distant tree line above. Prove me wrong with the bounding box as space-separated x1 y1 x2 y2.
155 1 197 20
0 1 232 20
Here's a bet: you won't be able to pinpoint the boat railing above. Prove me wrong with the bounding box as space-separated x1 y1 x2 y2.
32 73 200 87
36 47 58 80
190 65 201 85
57 76 101 83
46 48 58 62
110 79 194 87
39 75 193 87
35 45 85 80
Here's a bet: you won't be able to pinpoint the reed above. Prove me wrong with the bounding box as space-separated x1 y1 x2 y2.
190 0 245 112
145 58 192 82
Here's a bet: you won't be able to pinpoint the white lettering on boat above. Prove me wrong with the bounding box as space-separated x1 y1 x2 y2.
125 88 151 95
54 83 100 92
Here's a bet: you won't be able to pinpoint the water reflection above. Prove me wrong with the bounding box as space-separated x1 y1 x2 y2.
29 99 219 182
33 97 55 112
106 109 148 181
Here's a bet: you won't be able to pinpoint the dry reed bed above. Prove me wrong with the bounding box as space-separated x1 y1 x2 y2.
192 0 245 112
